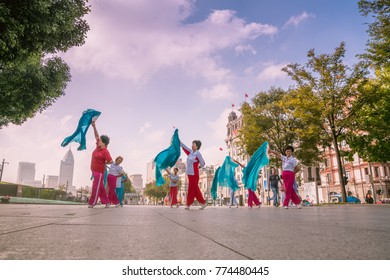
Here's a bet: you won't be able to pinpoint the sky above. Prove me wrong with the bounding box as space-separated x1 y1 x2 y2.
0 0 370 188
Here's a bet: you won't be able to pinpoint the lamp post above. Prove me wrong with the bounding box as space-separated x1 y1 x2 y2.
0 159 9 182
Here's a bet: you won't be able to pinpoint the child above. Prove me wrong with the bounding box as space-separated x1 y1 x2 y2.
116 173 128 207
166 168 180 208
107 156 124 207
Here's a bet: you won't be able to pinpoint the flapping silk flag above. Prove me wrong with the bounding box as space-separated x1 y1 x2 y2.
218 156 240 192
242 142 269 191
154 129 181 186
210 156 239 200
211 166 221 200
61 109 101 150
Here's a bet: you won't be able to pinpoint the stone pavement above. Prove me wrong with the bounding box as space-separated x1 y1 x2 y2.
0 204 389 260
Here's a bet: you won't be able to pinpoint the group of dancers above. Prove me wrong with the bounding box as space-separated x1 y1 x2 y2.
87 119 302 210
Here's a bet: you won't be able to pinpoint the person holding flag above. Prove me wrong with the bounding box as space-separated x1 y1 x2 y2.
180 139 207 210
88 120 112 208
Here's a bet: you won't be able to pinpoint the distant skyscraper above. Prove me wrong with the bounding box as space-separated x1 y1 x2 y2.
16 162 36 184
58 149 74 189
146 161 156 184
129 174 143 191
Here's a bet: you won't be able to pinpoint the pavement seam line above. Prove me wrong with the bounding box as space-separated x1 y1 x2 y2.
155 211 253 260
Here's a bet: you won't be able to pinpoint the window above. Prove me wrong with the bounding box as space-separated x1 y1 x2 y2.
308 167 313 181
326 174 332 183
316 168 321 181
324 158 329 167
364 168 369 175
374 167 379 177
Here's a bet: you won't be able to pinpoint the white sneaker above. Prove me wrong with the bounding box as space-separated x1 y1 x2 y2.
297 204 302 209
184 206 190 210
88 205 94 208
283 206 289 209
200 203 207 210
256 204 261 208
235 204 239 208
105 204 110 208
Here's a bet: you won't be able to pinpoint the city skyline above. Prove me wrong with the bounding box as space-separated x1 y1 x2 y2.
0 0 370 187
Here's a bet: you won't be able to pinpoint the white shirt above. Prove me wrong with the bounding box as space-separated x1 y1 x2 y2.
109 163 124 176
169 174 179 187
180 142 205 175
281 155 298 172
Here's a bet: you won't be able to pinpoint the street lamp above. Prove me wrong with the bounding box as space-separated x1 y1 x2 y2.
0 159 9 182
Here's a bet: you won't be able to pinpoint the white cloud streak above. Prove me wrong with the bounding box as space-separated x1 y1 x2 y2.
284 11 315 28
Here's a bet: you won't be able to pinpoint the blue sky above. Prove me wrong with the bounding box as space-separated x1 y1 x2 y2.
0 0 370 188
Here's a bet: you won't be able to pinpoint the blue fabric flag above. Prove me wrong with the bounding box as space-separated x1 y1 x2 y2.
210 156 240 200
211 166 221 200
242 142 269 191
61 109 101 150
218 156 240 191
154 129 181 186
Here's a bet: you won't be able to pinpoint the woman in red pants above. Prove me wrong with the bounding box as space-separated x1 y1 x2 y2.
180 140 207 210
269 146 302 209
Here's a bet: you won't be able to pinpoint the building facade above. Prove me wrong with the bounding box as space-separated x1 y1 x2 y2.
58 149 74 191
16 162 39 186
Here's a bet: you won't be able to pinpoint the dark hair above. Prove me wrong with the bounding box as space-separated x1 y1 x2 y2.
173 167 179 172
193 140 202 150
100 135 110 146
285 145 294 153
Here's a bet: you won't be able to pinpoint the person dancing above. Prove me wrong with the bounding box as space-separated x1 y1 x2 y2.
88 120 112 208
180 140 207 210
269 146 302 209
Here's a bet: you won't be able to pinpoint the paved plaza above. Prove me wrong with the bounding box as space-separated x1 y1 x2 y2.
0 204 389 260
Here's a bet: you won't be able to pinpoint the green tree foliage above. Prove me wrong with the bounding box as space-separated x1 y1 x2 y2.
358 0 390 68
0 0 91 128
0 55 70 127
123 178 136 193
240 87 320 166
282 42 369 202
345 0 390 162
144 179 169 202
345 68 390 162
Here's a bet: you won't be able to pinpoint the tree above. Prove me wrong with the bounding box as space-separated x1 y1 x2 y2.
144 180 169 203
358 0 390 68
345 0 390 162
123 179 136 194
239 87 320 166
282 42 369 202
0 0 90 128
345 68 390 162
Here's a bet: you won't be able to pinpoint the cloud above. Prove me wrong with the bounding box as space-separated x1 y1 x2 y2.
235 44 257 55
198 83 236 100
63 1 278 83
257 62 288 82
284 11 315 28
139 121 152 133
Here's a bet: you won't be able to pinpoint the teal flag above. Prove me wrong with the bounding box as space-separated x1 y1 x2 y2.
211 166 221 200
154 129 181 186
61 109 101 150
242 142 269 191
211 156 240 200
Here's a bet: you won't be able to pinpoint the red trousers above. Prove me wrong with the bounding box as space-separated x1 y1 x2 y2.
170 187 178 205
282 171 301 207
248 189 260 207
107 174 120 205
187 174 205 206
89 171 109 206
